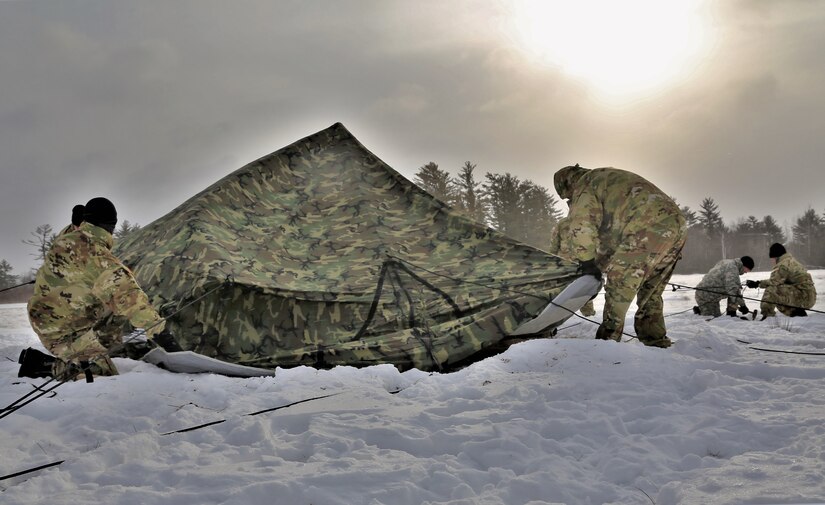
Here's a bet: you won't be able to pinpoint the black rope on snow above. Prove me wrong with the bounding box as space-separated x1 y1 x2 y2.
0 459 65 482
735 339 825 356
0 280 35 294
1 392 341 483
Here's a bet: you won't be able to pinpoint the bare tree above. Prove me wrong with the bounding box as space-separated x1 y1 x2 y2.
22 224 55 262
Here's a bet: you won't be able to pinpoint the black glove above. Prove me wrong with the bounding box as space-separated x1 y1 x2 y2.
746 280 759 289
153 330 184 352
726 307 738 317
738 305 750 315
579 259 602 281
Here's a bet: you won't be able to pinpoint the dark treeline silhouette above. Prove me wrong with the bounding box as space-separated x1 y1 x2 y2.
412 164 823 274
675 197 825 273
414 161 561 251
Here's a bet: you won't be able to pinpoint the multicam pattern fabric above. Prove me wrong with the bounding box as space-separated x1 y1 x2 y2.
115 123 581 372
553 165 687 343
695 258 748 316
753 253 816 316
548 217 595 316
28 222 165 377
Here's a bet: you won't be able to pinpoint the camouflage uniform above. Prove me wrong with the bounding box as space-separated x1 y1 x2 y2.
548 217 596 316
28 222 165 379
695 258 748 316
554 165 687 345
752 253 816 316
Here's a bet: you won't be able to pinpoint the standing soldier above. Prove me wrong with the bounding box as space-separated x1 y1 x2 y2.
693 256 754 317
548 216 597 316
746 243 816 319
553 164 687 347
21 197 167 380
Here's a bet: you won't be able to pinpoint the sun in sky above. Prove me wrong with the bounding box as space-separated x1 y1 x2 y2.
508 0 716 103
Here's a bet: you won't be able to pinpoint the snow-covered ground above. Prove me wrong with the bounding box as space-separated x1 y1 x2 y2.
2 272 825 505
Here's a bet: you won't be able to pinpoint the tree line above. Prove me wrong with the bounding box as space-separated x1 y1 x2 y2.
3 171 825 293
414 161 825 274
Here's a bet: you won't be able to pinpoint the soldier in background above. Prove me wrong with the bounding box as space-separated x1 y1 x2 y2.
548 216 597 317
693 256 754 317
746 243 816 319
553 165 687 347
21 197 167 380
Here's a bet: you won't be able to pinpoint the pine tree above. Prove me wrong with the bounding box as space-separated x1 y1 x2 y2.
697 197 725 237
762 215 786 244
792 208 823 265
414 162 454 205
114 220 142 240
0 259 18 289
680 205 699 228
22 224 55 262
452 161 487 224
483 173 559 249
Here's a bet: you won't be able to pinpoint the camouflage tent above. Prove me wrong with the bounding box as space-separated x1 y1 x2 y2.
116 123 581 372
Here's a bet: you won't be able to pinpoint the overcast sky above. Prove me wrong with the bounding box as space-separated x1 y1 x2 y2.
2 0 824 273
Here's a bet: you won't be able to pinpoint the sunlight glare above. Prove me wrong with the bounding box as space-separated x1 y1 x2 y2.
510 0 713 102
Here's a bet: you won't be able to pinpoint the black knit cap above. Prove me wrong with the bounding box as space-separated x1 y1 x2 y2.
768 243 786 259
740 256 754 270
83 197 117 234
71 205 85 227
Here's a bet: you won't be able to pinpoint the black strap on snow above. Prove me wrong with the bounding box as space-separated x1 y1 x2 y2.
1 392 342 483
0 279 35 294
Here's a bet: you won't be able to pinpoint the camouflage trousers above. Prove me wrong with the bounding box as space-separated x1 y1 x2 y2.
39 316 129 380
760 283 816 316
596 224 687 343
694 289 731 317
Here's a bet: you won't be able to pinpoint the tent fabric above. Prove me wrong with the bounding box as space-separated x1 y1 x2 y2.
115 123 581 372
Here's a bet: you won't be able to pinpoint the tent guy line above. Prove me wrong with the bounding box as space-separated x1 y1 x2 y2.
0 391 343 485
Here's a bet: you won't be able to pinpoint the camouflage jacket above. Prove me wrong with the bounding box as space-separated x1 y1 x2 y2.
547 217 571 259
553 165 685 262
756 254 815 290
697 258 746 307
28 222 164 342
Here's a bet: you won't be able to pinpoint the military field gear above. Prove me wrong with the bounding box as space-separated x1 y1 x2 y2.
554 165 686 343
746 280 759 289
741 256 754 270
695 258 749 317
114 123 584 372
28 221 164 378
17 348 56 379
83 197 117 234
769 243 786 259
753 253 815 317
579 259 602 280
